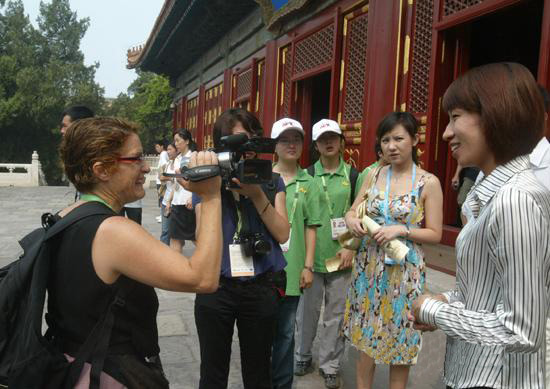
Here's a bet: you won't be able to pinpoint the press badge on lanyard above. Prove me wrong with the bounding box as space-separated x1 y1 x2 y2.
321 172 351 241
229 194 255 277
331 218 347 240
383 164 416 266
280 228 292 252
229 243 255 277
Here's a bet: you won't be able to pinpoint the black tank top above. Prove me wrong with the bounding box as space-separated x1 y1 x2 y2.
47 203 160 358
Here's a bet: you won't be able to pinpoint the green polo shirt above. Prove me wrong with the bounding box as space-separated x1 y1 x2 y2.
280 168 322 296
356 161 380 196
311 158 355 273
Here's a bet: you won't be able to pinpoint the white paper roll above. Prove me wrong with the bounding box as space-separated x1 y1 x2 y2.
361 215 409 261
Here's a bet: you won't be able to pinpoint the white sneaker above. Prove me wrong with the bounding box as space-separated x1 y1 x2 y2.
156 216 162 223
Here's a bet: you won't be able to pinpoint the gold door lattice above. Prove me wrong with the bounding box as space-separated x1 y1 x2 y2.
444 0 485 16
293 24 334 76
186 97 198 134
278 45 293 117
409 0 434 114
341 11 369 124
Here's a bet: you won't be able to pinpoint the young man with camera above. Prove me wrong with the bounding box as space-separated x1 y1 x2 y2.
191 108 290 389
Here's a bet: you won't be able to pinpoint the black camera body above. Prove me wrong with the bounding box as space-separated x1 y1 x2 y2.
215 133 276 185
238 232 272 257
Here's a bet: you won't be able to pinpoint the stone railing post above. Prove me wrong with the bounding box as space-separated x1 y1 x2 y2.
30 151 40 186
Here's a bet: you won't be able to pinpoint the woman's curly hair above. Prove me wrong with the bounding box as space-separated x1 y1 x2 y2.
59 117 139 192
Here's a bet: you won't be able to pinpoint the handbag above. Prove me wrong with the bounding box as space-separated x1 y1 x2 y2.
338 166 382 250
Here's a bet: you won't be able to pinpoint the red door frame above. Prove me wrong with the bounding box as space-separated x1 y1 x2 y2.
427 0 550 245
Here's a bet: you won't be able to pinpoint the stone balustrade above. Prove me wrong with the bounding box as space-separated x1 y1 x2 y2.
144 155 160 188
0 151 45 187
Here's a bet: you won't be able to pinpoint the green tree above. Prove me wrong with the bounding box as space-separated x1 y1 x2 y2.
0 0 104 184
104 70 173 153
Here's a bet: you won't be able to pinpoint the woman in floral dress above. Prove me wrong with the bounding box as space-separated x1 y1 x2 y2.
344 111 443 389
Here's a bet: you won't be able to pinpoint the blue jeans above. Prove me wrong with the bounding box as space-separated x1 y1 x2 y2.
272 295 300 389
160 204 170 245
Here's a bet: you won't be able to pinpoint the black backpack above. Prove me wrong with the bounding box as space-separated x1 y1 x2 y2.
307 164 359 205
0 202 127 389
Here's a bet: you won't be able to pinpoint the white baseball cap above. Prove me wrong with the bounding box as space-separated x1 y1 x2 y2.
271 118 304 139
312 119 342 141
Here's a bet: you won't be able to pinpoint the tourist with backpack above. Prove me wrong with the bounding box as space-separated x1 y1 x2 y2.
1 117 222 388
294 119 358 389
270 118 321 389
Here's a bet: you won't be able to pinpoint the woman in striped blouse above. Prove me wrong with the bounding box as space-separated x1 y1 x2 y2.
412 62 550 389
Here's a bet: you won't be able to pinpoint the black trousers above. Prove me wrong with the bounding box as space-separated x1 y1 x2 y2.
119 207 142 225
194 275 282 389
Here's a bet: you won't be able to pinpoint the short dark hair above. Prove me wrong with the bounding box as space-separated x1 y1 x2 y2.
443 62 544 164
376 111 419 164
62 105 94 122
213 108 263 148
155 139 167 148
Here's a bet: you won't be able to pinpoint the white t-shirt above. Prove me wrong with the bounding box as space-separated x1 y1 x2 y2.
156 150 170 185
124 199 142 208
162 159 176 207
171 151 193 205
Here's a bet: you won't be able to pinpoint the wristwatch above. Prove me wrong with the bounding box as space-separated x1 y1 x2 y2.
304 266 313 273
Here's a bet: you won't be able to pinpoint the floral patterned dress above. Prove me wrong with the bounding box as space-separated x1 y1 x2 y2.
342 170 429 365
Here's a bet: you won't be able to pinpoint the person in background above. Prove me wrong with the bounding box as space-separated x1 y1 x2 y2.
119 199 142 224
192 108 289 389
155 140 170 223
344 111 443 389
412 62 550 389
60 105 95 201
294 119 357 389
60 105 94 136
450 164 479 227
159 143 177 245
169 129 196 253
270 118 321 389
356 141 387 193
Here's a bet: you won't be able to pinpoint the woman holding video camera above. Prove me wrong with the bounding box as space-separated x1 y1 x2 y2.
39 117 222 388
192 108 290 389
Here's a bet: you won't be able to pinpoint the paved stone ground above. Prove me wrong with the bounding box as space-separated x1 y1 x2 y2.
0 186 453 388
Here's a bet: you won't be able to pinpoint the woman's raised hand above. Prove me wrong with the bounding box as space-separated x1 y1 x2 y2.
181 151 221 197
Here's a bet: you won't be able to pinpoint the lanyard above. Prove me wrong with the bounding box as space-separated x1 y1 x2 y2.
232 192 244 241
384 164 416 227
320 164 350 218
80 194 114 211
287 181 300 226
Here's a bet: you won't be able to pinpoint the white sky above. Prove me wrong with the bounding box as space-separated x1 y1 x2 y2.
22 0 165 98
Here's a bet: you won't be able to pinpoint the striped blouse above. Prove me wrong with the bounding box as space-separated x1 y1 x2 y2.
420 155 550 389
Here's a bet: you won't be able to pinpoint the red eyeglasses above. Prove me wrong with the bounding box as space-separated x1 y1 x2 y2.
117 155 146 164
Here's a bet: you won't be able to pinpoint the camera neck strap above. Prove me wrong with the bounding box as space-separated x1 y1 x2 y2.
231 192 251 241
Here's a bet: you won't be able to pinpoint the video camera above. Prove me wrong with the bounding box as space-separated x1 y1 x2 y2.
167 133 276 185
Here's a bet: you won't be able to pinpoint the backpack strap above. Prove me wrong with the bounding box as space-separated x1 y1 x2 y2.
349 165 359 205
44 202 115 241
308 164 358 206
66 277 134 389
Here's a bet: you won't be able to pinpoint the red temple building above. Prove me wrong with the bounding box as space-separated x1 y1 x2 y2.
128 0 550 249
